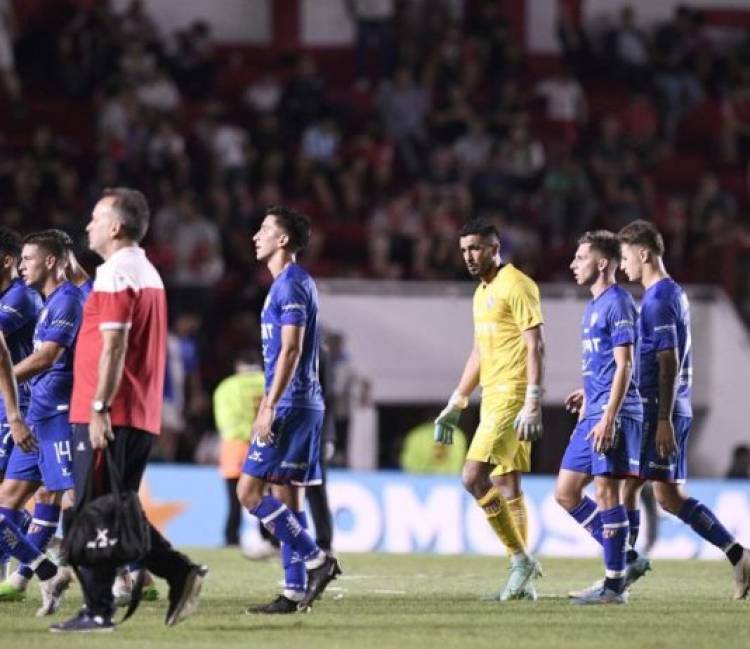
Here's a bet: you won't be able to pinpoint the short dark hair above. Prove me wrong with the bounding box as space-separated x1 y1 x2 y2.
459 218 500 241
265 205 310 253
578 230 621 263
102 187 150 243
22 232 68 264
0 227 21 259
617 219 665 256
38 228 75 251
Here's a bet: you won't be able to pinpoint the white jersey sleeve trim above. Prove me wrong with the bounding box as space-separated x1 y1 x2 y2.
99 322 133 331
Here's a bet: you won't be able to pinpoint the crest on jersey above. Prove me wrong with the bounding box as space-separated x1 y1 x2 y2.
590 311 599 327
486 297 496 310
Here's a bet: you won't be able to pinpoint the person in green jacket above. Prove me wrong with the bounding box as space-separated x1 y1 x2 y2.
214 349 265 546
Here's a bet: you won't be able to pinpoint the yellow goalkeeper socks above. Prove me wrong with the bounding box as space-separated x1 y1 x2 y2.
476 487 526 555
506 494 528 546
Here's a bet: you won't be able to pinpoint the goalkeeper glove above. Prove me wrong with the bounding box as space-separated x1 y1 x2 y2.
434 391 469 445
514 385 543 442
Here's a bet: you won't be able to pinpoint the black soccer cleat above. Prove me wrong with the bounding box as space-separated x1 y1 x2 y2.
245 595 300 615
49 608 115 633
165 564 208 627
298 555 342 609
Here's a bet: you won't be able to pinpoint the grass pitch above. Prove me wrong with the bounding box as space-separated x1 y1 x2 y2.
0 550 748 649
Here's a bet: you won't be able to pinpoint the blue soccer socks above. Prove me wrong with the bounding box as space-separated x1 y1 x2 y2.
250 496 320 562
569 496 603 545
17 503 60 581
601 505 629 594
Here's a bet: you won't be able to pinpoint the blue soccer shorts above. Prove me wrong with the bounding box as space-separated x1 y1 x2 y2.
5 414 74 491
242 405 324 486
639 408 691 484
561 415 642 477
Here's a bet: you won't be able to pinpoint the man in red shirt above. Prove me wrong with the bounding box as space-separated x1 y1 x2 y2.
51 188 207 633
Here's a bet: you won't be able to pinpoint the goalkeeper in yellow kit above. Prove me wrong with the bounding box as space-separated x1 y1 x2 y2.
435 218 545 601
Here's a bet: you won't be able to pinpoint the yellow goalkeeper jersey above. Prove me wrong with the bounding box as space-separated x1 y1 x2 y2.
473 263 543 394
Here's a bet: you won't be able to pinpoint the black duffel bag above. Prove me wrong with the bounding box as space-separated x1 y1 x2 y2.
63 446 151 568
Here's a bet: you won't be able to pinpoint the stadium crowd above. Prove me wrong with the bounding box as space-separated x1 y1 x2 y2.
1 1 750 460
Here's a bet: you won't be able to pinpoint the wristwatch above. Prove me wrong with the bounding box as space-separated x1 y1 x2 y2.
92 400 111 413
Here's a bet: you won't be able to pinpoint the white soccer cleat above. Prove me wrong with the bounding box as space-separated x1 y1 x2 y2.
113 571 134 607
733 548 750 600
37 567 74 617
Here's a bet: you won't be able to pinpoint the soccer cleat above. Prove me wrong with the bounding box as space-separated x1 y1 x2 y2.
165 564 208 627
298 555 342 609
49 608 115 633
567 579 604 599
520 582 538 601
241 538 279 561
498 555 543 601
0 579 26 602
37 567 74 617
113 573 133 607
113 570 159 607
732 548 750 600
245 595 300 615
625 553 651 588
571 586 628 606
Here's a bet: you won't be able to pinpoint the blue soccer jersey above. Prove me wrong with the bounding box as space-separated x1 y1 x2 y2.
638 278 692 418
27 281 85 422
0 278 43 419
260 264 324 410
79 278 94 301
580 285 642 421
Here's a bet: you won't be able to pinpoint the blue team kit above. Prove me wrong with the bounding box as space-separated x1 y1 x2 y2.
5 281 84 490
0 278 43 474
638 278 693 483
561 284 643 477
243 264 325 486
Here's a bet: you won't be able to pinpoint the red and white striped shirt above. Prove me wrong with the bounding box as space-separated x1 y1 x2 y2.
70 246 167 435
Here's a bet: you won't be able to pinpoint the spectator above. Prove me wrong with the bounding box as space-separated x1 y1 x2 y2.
612 5 650 84
535 66 588 145
0 0 21 109
376 65 430 173
160 311 207 462
726 445 750 479
347 0 396 89
242 70 282 116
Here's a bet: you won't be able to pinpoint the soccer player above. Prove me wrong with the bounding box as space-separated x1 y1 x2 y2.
434 218 543 601
236 206 341 614
0 227 42 581
555 230 642 605
618 219 750 599
41 229 93 298
0 232 84 612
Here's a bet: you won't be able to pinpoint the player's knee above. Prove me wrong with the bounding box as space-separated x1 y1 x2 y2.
461 469 485 499
554 485 578 512
236 478 263 510
653 485 682 514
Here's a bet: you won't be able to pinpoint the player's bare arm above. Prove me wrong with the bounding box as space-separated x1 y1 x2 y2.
455 344 480 398
514 325 545 441
89 328 129 449
254 324 304 444
588 344 633 454
13 341 65 383
0 330 35 452
655 347 679 458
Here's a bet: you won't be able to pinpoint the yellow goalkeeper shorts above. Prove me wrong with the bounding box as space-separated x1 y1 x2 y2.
465 394 531 474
